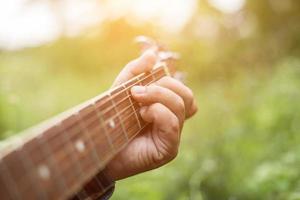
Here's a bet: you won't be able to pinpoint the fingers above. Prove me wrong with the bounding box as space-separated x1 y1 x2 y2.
112 50 157 87
140 103 180 162
155 76 198 118
131 85 185 127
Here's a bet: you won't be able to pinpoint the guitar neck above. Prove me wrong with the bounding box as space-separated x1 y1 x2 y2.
0 64 169 200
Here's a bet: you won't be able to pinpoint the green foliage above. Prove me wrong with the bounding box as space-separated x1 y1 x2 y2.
1 0 300 199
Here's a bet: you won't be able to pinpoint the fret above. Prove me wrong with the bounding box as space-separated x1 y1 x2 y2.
141 72 154 85
36 133 68 199
123 84 142 129
111 98 141 139
136 75 143 86
122 110 142 139
151 70 156 83
42 126 78 175
78 175 105 200
83 176 105 196
2 149 40 199
42 136 83 191
124 76 147 129
61 115 90 145
95 95 127 149
75 113 102 168
0 61 174 200
31 126 78 199
18 143 47 199
124 77 139 88
0 170 11 200
42 126 71 162
153 66 166 80
76 192 87 200
110 87 129 141
46 124 80 191
61 115 97 173
0 157 21 200
80 103 114 163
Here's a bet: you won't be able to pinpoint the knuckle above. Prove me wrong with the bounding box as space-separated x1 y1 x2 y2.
186 88 194 101
176 97 185 114
170 116 180 134
151 103 165 118
150 85 163 97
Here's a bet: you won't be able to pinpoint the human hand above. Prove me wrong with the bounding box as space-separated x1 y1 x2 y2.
103 50 198 180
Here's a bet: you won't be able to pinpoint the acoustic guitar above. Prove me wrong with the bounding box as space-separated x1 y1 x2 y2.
0 36 181 200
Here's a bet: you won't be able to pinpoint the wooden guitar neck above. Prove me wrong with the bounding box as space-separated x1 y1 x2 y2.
0 64 170 200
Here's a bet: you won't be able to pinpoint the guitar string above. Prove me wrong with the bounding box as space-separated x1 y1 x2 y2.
9 67 165 195
13 71 158 183
67 67 165 199
13 72 165 198
29 68 162 157
68 58 170 200
15 97 147 197
18 66 162 170
33 98 142 170
69 107 146 200
40 66 163 146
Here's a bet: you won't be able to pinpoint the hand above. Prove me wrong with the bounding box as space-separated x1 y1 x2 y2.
103 50 198 180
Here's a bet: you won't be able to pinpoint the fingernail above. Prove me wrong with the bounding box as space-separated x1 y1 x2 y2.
131 86 146 95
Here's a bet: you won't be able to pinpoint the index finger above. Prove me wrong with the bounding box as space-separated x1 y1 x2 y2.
112 50 158 87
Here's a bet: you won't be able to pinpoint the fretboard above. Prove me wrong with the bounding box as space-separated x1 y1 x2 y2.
0 64 169 200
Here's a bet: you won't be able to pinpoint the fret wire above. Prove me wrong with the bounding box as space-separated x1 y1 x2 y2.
80 106 106 194
12 137 105 200
59 124 84 194
109 93 129 142
37 69 163 166
37 132 68 198
56 103 142 169
76 193 85 200
66 114 141 179
151 71 156 83
3 67 166 198
122 84 141 129
75 112 100 200
28 67 165 153
93 176 105 193
76 113 102 167
88 66 164 117
92 103 115 152
75 113 104 199
0 159 22 200
40 72 162 166
18 145 47 199
16 101 145 199
72 69 165 151
136 75 142 86
0 70 163 200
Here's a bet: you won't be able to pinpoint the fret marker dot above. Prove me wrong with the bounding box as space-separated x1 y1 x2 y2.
75 140 85 153
109 119 115 128
38 165 50 180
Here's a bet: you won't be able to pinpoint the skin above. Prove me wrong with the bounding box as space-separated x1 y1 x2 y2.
103 50 198 181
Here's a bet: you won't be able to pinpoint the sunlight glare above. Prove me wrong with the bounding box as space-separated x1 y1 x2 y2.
0 0 196 50
209 0 245 13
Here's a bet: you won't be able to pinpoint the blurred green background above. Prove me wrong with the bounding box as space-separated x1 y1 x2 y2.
1 0 300 199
